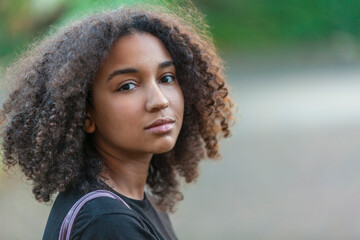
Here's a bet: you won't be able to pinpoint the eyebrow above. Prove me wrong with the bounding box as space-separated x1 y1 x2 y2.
159 60 174 69
106 60 174 82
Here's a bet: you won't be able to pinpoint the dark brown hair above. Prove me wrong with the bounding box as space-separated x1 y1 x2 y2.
0 5 233 212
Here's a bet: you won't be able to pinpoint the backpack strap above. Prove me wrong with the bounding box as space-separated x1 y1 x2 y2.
58 190 131 240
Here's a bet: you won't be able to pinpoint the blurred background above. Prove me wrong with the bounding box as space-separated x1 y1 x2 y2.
1 0 360 239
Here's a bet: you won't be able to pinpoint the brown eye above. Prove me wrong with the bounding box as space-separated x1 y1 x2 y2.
118 83 136 91
159 75 175 83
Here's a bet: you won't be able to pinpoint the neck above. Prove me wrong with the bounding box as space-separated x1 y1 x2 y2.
95 143 152 200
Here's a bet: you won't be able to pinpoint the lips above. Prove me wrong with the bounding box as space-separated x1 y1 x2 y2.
145 117 176 133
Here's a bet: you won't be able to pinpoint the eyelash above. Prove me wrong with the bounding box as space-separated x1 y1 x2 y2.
117 75 176 92
159 75 176 83
118 82 136 92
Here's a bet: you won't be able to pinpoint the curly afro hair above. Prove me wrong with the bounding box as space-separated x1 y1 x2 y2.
0 5 233 212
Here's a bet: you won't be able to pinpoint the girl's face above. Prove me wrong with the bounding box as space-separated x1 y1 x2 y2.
85 33 184 157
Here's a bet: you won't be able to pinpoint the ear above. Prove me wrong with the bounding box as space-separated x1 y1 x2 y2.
84 110 96 134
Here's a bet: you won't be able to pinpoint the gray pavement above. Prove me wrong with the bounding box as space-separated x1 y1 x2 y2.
172 58 360 240
1 55 359 239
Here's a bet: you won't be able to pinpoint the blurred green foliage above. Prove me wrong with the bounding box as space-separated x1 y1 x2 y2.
0 0 360 61
0 0 147 63
196 0 360 49
0 0 66 63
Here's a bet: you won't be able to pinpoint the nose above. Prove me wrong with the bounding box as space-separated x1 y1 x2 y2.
145 82 169 112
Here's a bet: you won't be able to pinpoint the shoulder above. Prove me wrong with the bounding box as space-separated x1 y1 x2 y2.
78 212 158 239
71 197 157 240
79 195 134 216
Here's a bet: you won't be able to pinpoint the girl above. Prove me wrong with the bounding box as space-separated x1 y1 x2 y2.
1 4 233 240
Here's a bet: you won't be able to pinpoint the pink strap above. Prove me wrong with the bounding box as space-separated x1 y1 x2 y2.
58 190 131 240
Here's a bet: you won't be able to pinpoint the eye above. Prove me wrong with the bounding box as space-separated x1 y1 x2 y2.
118 82 136 92
159 75 176 84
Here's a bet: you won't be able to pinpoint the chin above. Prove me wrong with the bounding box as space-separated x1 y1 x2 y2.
153 144 176 154
151 138 177 154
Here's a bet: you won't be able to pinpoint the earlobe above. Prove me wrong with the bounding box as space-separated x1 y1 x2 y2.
84 112 96 133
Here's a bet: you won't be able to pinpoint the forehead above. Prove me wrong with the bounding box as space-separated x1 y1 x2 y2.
103 32 172 67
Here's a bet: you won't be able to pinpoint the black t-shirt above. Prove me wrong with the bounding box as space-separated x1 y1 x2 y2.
42 186 178 240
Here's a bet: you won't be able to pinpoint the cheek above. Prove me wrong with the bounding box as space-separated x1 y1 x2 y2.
115 98 144 125
168 86 184 118
95 95 144 130
176 88 185 112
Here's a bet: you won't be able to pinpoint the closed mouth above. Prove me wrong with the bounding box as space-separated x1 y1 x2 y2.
145 117 176 129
